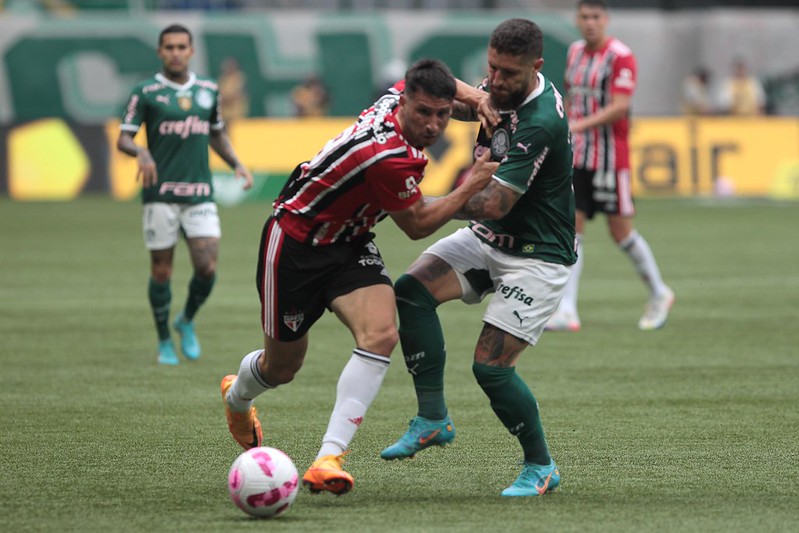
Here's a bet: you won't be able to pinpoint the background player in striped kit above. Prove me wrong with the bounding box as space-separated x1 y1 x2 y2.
118 24 253 365
220 59 499 496
548 0 674 332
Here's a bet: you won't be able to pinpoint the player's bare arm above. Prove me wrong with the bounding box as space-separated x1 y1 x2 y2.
453 78 500 133
209 129 253 189
117 130 158 187
454 179 521 221
389 150 498 240
569 92 631 133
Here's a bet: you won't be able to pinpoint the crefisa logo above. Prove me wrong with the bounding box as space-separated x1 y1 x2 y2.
497 283 534 305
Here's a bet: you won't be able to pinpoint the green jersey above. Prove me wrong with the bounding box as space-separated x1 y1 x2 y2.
470 73 576 266
120 72 223 204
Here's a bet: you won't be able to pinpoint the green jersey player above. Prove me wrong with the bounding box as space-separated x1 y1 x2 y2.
117 24 253 365
381 18 576 497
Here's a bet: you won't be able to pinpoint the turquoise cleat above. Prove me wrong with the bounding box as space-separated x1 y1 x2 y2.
173 312 201 360
380 416 456 460
157 339 179 366
501 460 560 497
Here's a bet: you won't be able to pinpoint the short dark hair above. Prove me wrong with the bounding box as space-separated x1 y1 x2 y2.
404 58 456 101
577 0 608 10
159 24 192 47
489 19 543 61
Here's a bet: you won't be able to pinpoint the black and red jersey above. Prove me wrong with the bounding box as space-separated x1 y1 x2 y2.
272 81 426 246
565 37 636 172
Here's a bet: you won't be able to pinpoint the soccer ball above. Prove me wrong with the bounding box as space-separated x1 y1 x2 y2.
227 446 299 518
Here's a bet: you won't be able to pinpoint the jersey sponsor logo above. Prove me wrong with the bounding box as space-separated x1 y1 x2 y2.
615 68 635 90
283 310 304 332
471 222 516 249
158 181 211 197
398 175 419 199
357 253 385 268
158 115 210 139
490 127 510 162
124 94 139 124
497 283 535 305
195 88 214 109
530 146 550 182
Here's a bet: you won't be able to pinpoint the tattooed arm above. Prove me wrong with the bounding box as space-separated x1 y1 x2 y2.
452 79 500 133
453 179 521 221
117 131 158 187
389 150 498 240
210 128 253 190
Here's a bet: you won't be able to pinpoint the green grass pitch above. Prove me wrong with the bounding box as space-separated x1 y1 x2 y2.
0 196 797 531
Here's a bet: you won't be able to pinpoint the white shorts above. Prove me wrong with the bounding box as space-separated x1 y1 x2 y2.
142 202 221 250
424 227 572 345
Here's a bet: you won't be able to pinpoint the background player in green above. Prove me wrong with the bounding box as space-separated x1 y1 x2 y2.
117 24 253 365
381 18 576 497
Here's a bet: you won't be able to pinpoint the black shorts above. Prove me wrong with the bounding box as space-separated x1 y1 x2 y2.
255 217 392 341
573 167 636 220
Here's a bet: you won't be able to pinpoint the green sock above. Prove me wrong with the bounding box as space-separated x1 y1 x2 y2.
395 274 448 420
184 273 215 321
148 278 171 341
472 363 551 465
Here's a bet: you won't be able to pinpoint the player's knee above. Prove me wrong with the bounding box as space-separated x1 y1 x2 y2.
150 265 172 283
472 362 514 390
395 273 438 311
195 264 216 279
360 324 399 356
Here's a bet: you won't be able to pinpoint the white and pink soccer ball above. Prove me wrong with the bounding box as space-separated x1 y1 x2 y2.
228 446 299 518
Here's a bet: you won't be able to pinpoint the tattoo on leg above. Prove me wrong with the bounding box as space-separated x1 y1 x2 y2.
188 238 218 276
415 257 453 283
474 324 526 367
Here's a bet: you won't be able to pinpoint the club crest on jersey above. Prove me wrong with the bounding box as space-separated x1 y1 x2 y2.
283 311 304 332
178 96 192 111
195 89 214 109
490 127 509 162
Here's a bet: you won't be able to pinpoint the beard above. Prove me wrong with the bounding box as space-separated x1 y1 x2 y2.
489 80 531 111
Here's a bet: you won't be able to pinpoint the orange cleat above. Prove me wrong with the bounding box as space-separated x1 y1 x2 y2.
302 453 354 496
220 374 263 450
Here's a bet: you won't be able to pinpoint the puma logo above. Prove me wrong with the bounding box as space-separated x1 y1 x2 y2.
516 142 531 153
513 310 525 326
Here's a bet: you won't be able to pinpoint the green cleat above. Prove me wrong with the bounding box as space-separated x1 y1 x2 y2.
157 339 179 366
501 460 560 497
380 416 456 460
173 312 200 360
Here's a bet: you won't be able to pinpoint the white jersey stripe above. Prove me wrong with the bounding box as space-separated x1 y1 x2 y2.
262 221 284 336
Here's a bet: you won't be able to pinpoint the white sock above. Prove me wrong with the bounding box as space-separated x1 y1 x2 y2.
558 233 583 314
227 350 273 413
317 349 390 459
619 230 668 297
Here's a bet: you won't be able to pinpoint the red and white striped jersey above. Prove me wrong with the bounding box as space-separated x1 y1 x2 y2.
565 37 636 172
272 81 426 246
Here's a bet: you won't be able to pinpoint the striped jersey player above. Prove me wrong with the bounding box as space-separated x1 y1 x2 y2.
220 59 499 497
548 0 674 333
